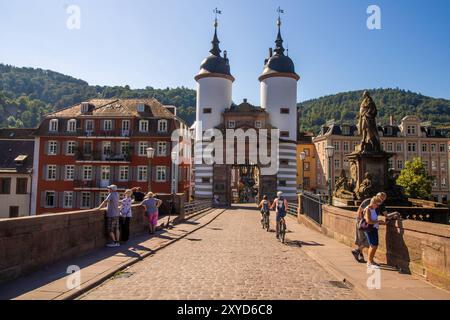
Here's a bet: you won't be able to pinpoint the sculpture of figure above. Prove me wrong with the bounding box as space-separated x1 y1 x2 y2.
358 91 381 153
356 172 375 200
333 170 356 199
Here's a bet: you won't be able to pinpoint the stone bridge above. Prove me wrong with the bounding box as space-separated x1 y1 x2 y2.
0 201 449 300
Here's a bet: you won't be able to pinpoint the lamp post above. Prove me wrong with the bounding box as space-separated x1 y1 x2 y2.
325 146 335 205
171 151 179 195
300 151 306 192
146 147 155 192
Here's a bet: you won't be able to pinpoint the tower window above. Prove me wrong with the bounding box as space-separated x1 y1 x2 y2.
228 120 235 129
280 108 290 114
203 108 212 114
280 131 289 138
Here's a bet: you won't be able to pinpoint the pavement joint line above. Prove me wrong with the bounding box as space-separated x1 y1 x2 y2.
62 208 226 301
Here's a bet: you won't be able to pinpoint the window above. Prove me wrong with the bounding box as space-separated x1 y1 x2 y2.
333 141 340 151
255 121 262 129
228 120 235 129
102 141 112 156
388 159 393 169
431 161 437 170
201 177 210 183
67 119 77 132
47 165 57 180
122 120 130 135
441 162 446 171
119 141 129 156
407 125 416 135
397 160 403 170
304 162 311 171
137 166 148 182
158 120 168 132
101 166 110 181
65 165 75 181
303 148 310 157
0 178 11 194
431 143 436 152
81 192 91 208
422 143 428 152
9 206 19 218
203 108 212 114
343 142 349 152
280 131 289 138
83 166 92 180
396 143 403 152
83 141 93 154
432 177 438 188
137 103 145 113
342 126 350 135
280 108 290 114
334 159 340 168
66 141 76 155
157 141 167 156
423 160 429 169
279 180 287 187
139 141 148 156
99 192 108 204
280 159 289 166
45 191 56 208
81 102 90 113
85 120 94 133
49 119 58 132
63 191 73 209
442 178 447 188
440 144 446 153
156 166 167 182
343 159 349 168
407 143 416 152
103 120 112 131
48 141 58 155
303 177 310 188
386 127 393 136
139 120 149 132
16 178 28 194
387 143 393 152
119 166 129 181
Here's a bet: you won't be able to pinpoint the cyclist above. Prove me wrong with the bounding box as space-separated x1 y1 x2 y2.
258 195 270 229
270 191 288 239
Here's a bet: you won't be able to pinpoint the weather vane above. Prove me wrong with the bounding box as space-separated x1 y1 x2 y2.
214 7 222 19
277 6 284 18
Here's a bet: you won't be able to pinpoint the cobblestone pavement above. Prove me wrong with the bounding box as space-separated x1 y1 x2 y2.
81 206 360 300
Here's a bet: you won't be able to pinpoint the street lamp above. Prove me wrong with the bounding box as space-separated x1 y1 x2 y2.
171 151 179 195
299 151 306 192
325 146 335 205
146 147 155 192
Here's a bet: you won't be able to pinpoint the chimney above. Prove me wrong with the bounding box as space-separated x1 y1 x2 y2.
389 116 394 126
224 50 227 60
269 48 273 57
243 98 247 103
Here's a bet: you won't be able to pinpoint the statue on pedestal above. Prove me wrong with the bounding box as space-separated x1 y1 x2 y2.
358 91 381 153
333 170 356 200
356 172 375 200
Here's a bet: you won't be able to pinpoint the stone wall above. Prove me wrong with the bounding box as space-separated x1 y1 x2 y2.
303 204 450 290
0 205 150 284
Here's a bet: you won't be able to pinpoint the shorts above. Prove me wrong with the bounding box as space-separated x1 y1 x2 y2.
148 212 158 227
355 219 369 248
106 216 120 233
364 228 379 247
276 212 286 222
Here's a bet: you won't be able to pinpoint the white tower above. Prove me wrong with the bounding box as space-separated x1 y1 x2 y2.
259 14 300 200
194 17 234 199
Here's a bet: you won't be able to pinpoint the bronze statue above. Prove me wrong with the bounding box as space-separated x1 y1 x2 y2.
333 170 356 199
356 172 375 200
358 91 381 153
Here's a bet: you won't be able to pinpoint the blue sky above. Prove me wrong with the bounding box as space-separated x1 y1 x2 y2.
1 0 449 103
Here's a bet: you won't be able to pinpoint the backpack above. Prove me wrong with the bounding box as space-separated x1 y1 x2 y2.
277 197 286 214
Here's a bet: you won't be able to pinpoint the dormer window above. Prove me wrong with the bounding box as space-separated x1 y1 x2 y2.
429 128 436 137
407 125 416 135
67 119 77 132
228 120 236 129
386 127 393 136
342 126 350 135
139 120 149 133
49 119 58 132
137 103 145 113
81 102 90 113
158 120 168 133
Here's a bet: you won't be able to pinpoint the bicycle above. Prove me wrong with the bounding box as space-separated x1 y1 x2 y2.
278 217 287 243
262 211 270 232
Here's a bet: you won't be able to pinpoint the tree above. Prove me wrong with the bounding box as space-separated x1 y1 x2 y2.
396 157 432 200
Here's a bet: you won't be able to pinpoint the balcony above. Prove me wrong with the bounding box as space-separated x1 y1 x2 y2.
75 150 131 162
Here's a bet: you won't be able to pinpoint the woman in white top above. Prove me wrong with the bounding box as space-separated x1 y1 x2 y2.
364 196 386 267
119 189 133 242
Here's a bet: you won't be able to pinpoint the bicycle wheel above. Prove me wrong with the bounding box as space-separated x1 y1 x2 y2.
265 214 270 232
280 220 286 243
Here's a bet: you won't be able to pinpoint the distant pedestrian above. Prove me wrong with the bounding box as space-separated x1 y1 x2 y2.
98 185 120 247
119 189 133 242
132 187 145 202
141 192 162 235
363 197 386 268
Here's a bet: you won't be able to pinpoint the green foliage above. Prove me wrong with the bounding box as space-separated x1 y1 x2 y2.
298 88 450 134
396 157 433 200
0 64 196 128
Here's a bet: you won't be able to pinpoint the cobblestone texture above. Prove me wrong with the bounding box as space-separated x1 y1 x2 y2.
81 207 360 300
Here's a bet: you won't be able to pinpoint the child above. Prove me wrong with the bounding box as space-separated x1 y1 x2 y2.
120 189 133 242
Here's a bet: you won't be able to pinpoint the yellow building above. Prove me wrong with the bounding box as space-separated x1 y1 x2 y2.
297 132 317 192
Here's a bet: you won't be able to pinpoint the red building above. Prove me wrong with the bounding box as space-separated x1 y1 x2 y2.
31 98 191 215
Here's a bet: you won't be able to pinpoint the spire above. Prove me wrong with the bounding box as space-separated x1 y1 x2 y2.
210 8 222 56
274 8 285 56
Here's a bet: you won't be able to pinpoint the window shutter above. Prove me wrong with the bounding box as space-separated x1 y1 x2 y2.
43 165 48 181
53 192 58 208
56 165 61 181
40 191 45 208
59 192 64 209
44 141 49 156
74 192 79 209
75 165 81 180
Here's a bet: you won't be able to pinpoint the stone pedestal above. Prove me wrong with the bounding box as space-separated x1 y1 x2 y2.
346 151 394 200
